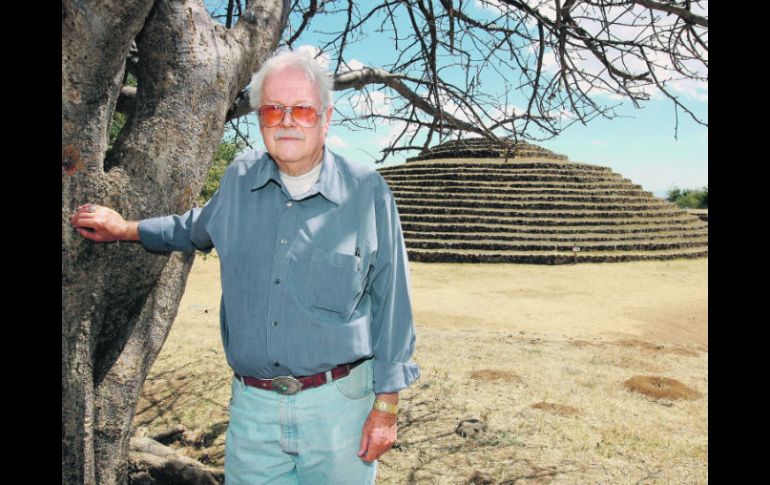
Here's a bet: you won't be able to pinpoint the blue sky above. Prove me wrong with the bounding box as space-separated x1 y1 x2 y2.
218 1 708 199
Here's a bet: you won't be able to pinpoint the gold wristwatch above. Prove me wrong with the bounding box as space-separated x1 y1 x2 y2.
372 399 398 415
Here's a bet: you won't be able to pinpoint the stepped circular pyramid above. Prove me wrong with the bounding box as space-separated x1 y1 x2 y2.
377 139 708 264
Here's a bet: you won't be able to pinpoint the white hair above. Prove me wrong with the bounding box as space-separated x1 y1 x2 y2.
248 48 334 114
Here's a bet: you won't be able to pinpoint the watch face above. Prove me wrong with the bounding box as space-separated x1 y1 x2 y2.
375 400 397 413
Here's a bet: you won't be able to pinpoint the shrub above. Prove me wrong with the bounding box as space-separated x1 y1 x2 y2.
198 136 247 205
666 185 708 209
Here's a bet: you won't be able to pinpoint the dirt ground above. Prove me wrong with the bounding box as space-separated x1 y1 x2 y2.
408 259 708 349
135 255 707 484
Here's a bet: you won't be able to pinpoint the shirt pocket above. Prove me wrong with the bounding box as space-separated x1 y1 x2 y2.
305 247 365 321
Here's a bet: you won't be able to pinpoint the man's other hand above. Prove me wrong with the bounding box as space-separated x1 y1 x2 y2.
357 395 398 463
70 204 139 242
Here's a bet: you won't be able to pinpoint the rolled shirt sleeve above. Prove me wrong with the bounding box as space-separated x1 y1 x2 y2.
368 176 420 394
137 188 221 253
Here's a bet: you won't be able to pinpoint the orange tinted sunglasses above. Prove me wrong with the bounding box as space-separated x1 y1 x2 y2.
258 105 321 127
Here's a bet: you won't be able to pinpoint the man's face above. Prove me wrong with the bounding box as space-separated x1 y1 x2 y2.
259 66 333 174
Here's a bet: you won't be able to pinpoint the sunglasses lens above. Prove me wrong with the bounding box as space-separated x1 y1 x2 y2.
292 106 318 127
259 106 284 127
258 105 319 127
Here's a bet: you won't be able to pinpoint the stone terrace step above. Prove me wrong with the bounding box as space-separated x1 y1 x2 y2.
686 209 708 223
399 213 703 227
411 151 565 162
390 189 659 204
393 196 672 211
382 172 628 183
405 237 708 252
407 139 568 161
402 229 709 243
401 221 707 235
384 171 628 184
408 144 569 162
387 184 653 197
386 158 603 170
378 165 615 177
406 246 709 264
385 179 646 190
395 204 689 219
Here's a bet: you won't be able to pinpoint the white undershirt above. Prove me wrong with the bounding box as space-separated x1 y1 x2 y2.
279 161 323 198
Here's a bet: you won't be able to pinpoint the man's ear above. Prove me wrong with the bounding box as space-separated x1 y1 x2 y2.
324 105 333 131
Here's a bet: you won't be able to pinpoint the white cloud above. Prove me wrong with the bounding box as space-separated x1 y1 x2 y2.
326 135 349 148
692 1 708 16
369 92 390 115
541 49 560 74
576 4 667 40
668 78 708 102
349 90 392 117
375 120 420 149
508 105 527 117
590 140 604 146
437 96 470 124
546 108 576 120
376 120 406 148
474 0 507 14
339 59 366 72
604 75 707 103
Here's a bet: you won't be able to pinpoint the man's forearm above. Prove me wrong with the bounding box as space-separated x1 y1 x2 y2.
375 392 398 405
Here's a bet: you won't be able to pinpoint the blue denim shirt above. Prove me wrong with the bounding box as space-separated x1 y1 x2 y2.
138 147 420 394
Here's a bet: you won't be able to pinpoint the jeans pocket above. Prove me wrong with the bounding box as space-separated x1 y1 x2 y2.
229 377 239 407
334 360 374 400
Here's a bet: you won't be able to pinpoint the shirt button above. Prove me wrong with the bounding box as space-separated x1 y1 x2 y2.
274 362 280 367
272 320 279 327
274 278 280 284
286 201 293 207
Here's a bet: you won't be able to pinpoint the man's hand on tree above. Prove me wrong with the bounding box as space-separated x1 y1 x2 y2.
70 204 140 242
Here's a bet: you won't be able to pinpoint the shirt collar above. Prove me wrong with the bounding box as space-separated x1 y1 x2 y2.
250 146 343 206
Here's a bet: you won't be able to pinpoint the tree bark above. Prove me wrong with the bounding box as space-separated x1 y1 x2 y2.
62 1 289 484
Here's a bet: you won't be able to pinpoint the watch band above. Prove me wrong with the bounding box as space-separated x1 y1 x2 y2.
373 399 398 415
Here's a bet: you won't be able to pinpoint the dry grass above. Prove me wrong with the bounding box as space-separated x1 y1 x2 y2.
470 369 523 383
134 255 708 484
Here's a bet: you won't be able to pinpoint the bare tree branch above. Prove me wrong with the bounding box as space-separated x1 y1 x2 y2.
629 0 707 27
335 68 485 135
287 0 318 47
220 0 706 154
333 0 355 76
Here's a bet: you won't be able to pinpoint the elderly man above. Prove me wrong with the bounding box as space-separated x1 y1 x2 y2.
70 49 419 484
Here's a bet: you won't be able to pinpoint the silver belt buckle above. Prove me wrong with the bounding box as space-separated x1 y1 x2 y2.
272 376 303 395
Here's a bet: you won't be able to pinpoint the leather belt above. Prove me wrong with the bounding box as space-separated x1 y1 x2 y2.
235 357 369 395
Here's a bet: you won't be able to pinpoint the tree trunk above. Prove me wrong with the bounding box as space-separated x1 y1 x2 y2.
62 1 289 484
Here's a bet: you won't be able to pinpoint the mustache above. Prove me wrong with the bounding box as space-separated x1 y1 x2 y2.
273 129 305 141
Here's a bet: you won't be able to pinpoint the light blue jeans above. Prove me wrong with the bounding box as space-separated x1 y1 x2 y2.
225 359 378 484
